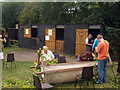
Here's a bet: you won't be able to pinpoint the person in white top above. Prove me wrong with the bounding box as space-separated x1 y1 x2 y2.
39 46 55 79
40 46 55 63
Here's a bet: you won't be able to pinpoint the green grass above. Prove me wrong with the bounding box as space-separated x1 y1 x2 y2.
2 61 119 88
2 61 35 88
1 47 120 88
2 61 34 83
2 47 35 88
54 65 120 89
3 47 31 55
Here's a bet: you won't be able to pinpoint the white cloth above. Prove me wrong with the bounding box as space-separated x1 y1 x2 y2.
85 38 88 44
0 52 4 59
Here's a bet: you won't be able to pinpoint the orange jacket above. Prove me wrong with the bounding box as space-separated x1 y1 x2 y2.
97 40 109 60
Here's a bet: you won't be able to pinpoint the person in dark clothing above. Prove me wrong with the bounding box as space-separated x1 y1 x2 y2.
2 31 6 47
2 31 5 39
85 34 93 51
117 62 120 73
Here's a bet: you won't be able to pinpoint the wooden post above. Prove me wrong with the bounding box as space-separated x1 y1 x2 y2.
108 53 118 82
41 49 44 72
38 48 41 65
40 48 45 82
36 48 41 68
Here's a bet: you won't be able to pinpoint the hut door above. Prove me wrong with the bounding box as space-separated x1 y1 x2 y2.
75 29 88 56
45 28 56 53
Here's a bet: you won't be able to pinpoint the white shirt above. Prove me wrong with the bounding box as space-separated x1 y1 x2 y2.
40 50 55 61
85 38 89 44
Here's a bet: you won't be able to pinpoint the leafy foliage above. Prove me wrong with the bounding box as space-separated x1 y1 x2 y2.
2 2 120 28
18 2 120 28
46 58 58 65
104 26 120 60
33 49 58 83
19 2 40 24
2 77 34 88
2 2 24 27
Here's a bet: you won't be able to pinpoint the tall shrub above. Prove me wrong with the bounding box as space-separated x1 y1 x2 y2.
105 26 120 61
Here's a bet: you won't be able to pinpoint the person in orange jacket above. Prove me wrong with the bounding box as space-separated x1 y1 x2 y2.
95 34 109 84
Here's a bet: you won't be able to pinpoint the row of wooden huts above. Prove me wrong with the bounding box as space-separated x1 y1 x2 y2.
18 24 105 56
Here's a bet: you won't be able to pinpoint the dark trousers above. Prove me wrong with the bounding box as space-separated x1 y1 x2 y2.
117 62 120 73
86 46 92 52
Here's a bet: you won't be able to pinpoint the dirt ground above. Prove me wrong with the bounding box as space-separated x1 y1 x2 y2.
5 50 78 63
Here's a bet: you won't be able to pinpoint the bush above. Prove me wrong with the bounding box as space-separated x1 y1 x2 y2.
2 77 35 88
104 26 120 60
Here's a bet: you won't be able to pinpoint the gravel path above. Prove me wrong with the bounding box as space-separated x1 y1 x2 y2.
5 51 78 62
5 50 37 62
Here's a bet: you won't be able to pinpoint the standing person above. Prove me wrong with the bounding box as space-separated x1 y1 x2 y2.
95 34 109 84
2 31 5 47
0 35 6 60
85 34 93 51
92 37 99 51
117 62 120 73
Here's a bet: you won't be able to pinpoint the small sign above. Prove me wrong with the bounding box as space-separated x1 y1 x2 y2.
26 29 29 34
48 30 52 36
32 25 37 28
45 36 49 40
89 25 100 29
56 25 64 28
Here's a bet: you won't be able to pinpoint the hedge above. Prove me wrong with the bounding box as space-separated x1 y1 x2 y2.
105 26 120 61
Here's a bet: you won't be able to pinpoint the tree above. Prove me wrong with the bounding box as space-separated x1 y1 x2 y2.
2 2 24 28
18 2 120 28
19 2 41 24
19 2 67 24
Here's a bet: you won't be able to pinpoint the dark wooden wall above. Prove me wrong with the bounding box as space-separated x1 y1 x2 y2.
36 24 55 49
64 24 89 55
18 24 55 50
7 28 18 40
18 24 105 55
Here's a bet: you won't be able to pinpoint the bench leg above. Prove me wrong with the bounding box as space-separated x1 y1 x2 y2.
2 59 5 69
14 61 16 68
79 80 82 90
92 78 95 88
6 62 8 69
11 62 12 68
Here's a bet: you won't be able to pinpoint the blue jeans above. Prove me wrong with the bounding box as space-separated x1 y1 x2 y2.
97 57 108 83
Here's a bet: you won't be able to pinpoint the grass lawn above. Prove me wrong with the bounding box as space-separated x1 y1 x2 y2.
2 61 34 88
2 47 120 89
3 47 31 55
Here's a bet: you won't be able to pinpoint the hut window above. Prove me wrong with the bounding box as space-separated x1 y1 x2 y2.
31 28 37 38
24 28 37 38
56 28 64 40
88 29 100 39
24 28 31 38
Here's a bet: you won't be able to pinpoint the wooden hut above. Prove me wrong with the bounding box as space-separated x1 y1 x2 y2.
18 24 105 56
7 28 18 47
